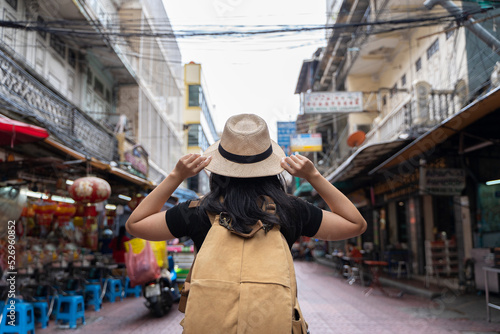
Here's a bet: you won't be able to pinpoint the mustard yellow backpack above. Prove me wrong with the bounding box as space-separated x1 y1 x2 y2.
179 197 308 334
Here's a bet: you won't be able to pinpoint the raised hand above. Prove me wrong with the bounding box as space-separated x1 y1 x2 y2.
280 154 320 181
172 154 212 180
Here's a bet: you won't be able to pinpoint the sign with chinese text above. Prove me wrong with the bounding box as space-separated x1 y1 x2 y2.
304 92 363 113
124 145 149 178
277 121 296 154
290 133 322 152
419 168 466 196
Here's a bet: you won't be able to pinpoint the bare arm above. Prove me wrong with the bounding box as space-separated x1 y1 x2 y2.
125 154 211 241
281 154 366 241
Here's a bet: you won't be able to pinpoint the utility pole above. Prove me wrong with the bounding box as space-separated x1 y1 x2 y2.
424 0 500 56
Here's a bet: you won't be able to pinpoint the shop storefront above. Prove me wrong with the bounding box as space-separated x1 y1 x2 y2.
370 87 500 286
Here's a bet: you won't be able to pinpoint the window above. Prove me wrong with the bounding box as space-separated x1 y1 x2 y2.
188 124 200 147
68 49 76 68
187 124 209 150
94 77 104 95
401 74 407 87
2 12 16 46
37 16 46 39
87 69 93 85
35 40 45 71
427 39 439 59
50 34 66 59
5 0 17 11
416 57 422 72
188 85 201 107
382 95 387 106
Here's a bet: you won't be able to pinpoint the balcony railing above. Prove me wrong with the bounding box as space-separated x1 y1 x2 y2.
0 48 116 162
363 90 460 148
364 98 412 146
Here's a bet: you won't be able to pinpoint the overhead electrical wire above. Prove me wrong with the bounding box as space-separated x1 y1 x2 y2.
0 11 475 39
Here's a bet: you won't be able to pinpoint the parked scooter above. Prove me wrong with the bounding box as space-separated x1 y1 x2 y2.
143 268 177 317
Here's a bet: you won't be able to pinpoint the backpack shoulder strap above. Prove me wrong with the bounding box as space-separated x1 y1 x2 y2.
188 200 200 208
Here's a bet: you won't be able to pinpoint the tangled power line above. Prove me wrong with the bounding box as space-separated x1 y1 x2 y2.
0 9 490 40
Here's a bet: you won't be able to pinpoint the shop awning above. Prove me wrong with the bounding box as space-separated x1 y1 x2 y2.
44 137 155 188
369 86 500 175
325 140 410 183
0 116 49 147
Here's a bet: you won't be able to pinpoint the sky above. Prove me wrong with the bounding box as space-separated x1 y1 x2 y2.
162 0 327 140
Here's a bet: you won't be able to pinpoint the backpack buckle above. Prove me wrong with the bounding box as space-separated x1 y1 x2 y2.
262 222 273 233
219 212 233 230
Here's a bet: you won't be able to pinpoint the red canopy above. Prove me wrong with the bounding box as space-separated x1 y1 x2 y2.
0 116 49 147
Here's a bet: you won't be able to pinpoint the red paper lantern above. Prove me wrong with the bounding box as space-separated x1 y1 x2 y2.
33 200 57 214
68 177 111 203
54 203 76 217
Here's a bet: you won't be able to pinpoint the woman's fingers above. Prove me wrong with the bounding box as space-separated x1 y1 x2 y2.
184 153 199 164
281 154 315 178
287 155 304 170
193 156 211 173
282 156 303 176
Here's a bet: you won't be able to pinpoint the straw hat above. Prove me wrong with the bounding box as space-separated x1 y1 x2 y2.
204 114 286 178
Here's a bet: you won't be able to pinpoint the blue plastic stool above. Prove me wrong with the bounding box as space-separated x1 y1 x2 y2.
0 300 35 334
55 295 85 329
104 278 123 303
124 277 142 298
32 300 49 328
84 284 102 311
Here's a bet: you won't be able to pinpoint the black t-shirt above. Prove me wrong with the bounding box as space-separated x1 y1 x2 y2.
165 198 323 250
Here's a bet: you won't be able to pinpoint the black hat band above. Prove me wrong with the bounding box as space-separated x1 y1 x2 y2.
218 144 273 164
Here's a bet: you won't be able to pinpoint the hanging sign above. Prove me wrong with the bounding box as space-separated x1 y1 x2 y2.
304 92 363 113
290 133 322 152
277 121 296 154
419 168 466 196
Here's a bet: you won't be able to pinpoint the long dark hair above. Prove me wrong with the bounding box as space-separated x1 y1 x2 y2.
198 173 300 238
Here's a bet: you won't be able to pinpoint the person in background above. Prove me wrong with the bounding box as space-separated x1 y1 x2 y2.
99 228 114 255
109 226 130 267
346 240 363 260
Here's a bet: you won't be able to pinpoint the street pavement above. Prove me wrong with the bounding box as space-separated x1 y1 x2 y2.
38 260 500 333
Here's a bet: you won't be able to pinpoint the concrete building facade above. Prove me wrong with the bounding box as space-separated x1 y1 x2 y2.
0 0 184 189
183 62 219 195
296 0 500 286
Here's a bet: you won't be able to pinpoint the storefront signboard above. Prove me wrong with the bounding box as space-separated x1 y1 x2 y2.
304 92 363 113
290 133 322 152
277 121 296 155
419 168 466 196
